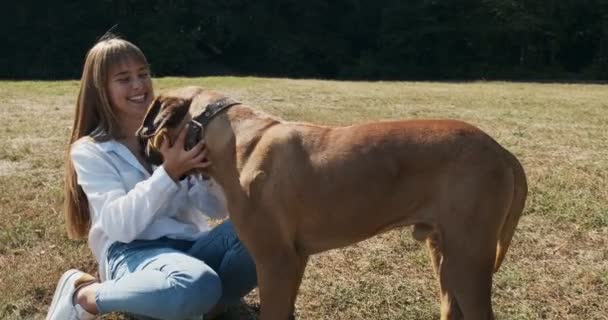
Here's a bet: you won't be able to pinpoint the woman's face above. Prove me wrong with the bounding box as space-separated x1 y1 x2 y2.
106 58 153 123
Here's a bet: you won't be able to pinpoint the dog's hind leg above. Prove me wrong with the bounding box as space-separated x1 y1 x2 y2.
431 164 513 320
422 227 463 320
440 241 495 320
437 212 497 320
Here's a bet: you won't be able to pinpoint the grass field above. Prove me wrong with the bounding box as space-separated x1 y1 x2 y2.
0 77 606 319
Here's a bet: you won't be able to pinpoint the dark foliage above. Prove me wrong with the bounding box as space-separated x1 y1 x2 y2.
2 0 607 80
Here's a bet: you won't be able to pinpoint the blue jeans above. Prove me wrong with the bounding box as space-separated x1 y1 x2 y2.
95 221 257 320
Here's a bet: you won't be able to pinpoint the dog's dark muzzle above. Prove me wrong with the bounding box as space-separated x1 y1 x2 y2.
140 135 164 166
184 119 204 151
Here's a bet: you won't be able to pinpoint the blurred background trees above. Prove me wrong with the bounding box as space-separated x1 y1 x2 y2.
2 0 607 80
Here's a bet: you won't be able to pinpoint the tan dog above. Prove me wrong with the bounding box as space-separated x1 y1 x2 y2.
137 86 527 320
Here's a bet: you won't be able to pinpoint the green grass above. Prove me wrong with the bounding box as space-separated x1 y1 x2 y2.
0 78 606 319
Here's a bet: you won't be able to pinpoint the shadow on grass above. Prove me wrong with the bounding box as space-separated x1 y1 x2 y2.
108 301 261 320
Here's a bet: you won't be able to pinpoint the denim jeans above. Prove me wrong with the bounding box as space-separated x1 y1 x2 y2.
95 221 257 320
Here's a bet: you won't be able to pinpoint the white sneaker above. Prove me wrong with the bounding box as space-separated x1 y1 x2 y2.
46 269 97 320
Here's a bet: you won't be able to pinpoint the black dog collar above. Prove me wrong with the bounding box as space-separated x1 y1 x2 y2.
185 97 241 150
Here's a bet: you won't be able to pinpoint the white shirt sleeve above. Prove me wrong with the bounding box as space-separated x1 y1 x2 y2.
71 141 180 243
186 175 229 219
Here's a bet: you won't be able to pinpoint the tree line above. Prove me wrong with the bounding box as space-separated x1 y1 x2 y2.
3 0 607 80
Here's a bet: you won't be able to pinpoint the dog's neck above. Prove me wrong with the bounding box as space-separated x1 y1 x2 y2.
205 104 280 204
229 106 280 171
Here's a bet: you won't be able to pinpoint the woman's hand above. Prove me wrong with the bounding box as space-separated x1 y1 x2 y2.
159 128 211 181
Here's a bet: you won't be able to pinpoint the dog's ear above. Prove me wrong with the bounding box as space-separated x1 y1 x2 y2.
137 97 163 139
137 96 192 142
137 96 189 136
162 97 191 128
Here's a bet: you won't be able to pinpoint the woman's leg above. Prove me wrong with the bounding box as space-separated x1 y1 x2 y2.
96 240 222 320
187 220 257 305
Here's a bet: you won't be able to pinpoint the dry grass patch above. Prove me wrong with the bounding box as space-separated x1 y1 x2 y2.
0 78 606 319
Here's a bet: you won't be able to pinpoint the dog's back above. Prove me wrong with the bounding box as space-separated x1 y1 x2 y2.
243 118 519 255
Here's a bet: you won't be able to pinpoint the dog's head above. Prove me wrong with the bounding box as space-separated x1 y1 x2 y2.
136 90 199 166
136 86 237 168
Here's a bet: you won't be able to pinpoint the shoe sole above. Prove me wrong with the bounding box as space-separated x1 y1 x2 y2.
45 269 80 320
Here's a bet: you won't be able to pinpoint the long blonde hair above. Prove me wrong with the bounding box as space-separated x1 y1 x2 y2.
64 37 149 239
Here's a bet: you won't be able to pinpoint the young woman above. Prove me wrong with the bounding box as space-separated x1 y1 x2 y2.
46 36 257 320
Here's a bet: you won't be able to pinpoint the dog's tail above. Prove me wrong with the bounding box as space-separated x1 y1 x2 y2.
494 152 528 273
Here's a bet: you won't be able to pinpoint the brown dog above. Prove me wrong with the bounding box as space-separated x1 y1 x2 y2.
137 86 527 320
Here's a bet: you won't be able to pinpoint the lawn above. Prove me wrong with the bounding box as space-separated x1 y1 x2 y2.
0 77 606 319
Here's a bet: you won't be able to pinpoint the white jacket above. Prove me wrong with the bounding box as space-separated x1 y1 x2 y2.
71 137 228 280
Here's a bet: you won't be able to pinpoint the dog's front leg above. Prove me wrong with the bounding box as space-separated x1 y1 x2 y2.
257 250 308 320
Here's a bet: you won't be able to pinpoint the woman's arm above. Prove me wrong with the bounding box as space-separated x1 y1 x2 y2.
186 175 229 219
71 141 179 243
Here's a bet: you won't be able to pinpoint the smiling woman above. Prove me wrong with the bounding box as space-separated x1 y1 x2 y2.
44 35 258 320
105 59 153 133
66 37 154 239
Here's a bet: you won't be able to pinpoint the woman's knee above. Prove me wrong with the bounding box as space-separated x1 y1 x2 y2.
171 265 223 318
